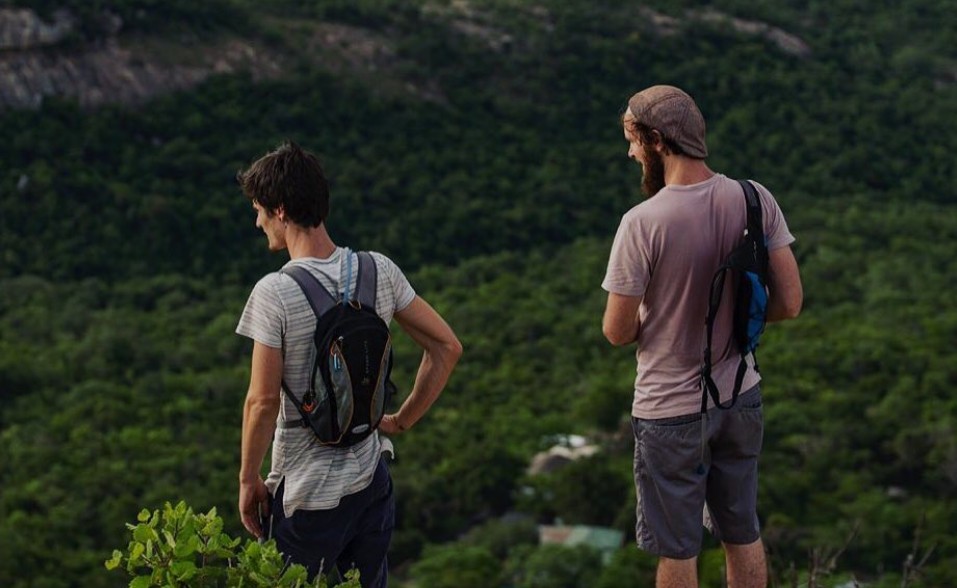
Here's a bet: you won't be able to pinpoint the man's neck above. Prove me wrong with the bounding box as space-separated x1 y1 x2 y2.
663 155 715 187
285 223 337 260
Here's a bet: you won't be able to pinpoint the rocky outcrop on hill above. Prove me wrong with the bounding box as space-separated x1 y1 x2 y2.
0 7 441 110
0 4 815 111
0 8 281 110
0 38 282 110
0 8 75 50
694 9 812 58
640 7 812 59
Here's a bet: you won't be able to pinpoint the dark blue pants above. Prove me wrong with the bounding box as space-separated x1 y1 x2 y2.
270 457 395 587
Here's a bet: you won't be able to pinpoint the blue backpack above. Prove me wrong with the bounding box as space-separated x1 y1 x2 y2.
700 180 769 412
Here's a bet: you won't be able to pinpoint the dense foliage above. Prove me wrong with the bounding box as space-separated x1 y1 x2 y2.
105 501 361 586
1 0 955 586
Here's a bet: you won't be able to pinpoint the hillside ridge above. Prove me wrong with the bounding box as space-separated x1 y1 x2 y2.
0 4 814 110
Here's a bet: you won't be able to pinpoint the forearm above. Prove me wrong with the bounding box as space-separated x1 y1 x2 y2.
393 342 461 430
240 394 280 482
604 321 640 345
602 292 642 346
765 297 794 323
765 246 803 322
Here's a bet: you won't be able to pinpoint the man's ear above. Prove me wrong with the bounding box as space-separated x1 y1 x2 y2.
276 206 286 223
650 130 668 154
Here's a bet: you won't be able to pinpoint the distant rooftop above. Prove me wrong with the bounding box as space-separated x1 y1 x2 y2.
539 524 625 564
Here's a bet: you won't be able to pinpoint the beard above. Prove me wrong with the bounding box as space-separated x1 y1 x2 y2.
641 144 666 198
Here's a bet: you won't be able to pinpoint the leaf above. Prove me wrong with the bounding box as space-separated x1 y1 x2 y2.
104 550 123 570
129 576 152 588
260 560 279 578
170 560 198 581
177 519 197 541
133 524 156 544
173 536 199 558
202 516 224 537
244 542 262 559
137 509 152 523
279 565 307 585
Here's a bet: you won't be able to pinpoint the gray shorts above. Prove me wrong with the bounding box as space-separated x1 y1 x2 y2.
631 385 763 559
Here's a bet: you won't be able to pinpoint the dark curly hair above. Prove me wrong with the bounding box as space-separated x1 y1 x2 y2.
237 141 330 228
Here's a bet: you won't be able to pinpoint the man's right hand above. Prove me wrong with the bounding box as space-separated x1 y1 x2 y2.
239 477 270 539
378 414 407 435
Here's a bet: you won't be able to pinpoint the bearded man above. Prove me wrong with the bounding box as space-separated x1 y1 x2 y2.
601 85 803 588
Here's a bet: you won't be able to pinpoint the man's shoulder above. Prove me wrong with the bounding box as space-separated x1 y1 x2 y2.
363 249 397 266
362 250 407 279
623 192 682 224
734 177 777 203
250 270 290 295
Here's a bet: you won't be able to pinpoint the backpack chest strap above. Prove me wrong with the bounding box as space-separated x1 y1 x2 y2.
278 418 306 429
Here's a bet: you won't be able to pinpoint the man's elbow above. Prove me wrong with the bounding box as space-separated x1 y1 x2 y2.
446 336 464 363
603 324 633 346
768 294 803 322
434 335 463 367
783 296 803 319
244 389 281 414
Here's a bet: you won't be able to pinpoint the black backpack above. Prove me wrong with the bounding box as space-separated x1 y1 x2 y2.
700 180 769 413
279 250 395 446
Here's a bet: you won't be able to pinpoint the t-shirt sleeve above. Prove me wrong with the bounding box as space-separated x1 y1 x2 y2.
751 181 796 251
602 209 652 297
236 273 286 349
372 252 416 312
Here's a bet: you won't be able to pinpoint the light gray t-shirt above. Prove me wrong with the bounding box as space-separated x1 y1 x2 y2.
236 247 416 516
602 174 795 419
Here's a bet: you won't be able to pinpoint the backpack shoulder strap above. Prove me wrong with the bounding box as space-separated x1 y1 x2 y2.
738 179 764 246
354 251 379 310
737 179 769 276
701 179 765 413
280 265 337 318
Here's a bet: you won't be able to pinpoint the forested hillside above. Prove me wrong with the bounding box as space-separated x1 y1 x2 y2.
1 0 955 586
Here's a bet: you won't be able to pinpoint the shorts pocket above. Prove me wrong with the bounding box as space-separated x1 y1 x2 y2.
646 413 702 427
737 386 763 410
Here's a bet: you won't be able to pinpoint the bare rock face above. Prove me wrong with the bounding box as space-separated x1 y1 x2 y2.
0 8 282 110
638 7 812 59
693 9 812 59
0 41 206 109
0 39 283 110
0 8 76 50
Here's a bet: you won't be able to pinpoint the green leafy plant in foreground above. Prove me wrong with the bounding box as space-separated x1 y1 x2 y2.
105 501 360 587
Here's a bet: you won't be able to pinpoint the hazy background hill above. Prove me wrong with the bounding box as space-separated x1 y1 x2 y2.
0 0 955 586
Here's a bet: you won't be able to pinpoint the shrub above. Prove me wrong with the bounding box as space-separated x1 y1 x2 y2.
105 501 360 587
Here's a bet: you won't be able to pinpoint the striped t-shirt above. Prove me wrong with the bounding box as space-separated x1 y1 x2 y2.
236 247 416 516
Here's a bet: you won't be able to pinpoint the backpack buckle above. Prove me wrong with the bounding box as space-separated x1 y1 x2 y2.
301 391 317 413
